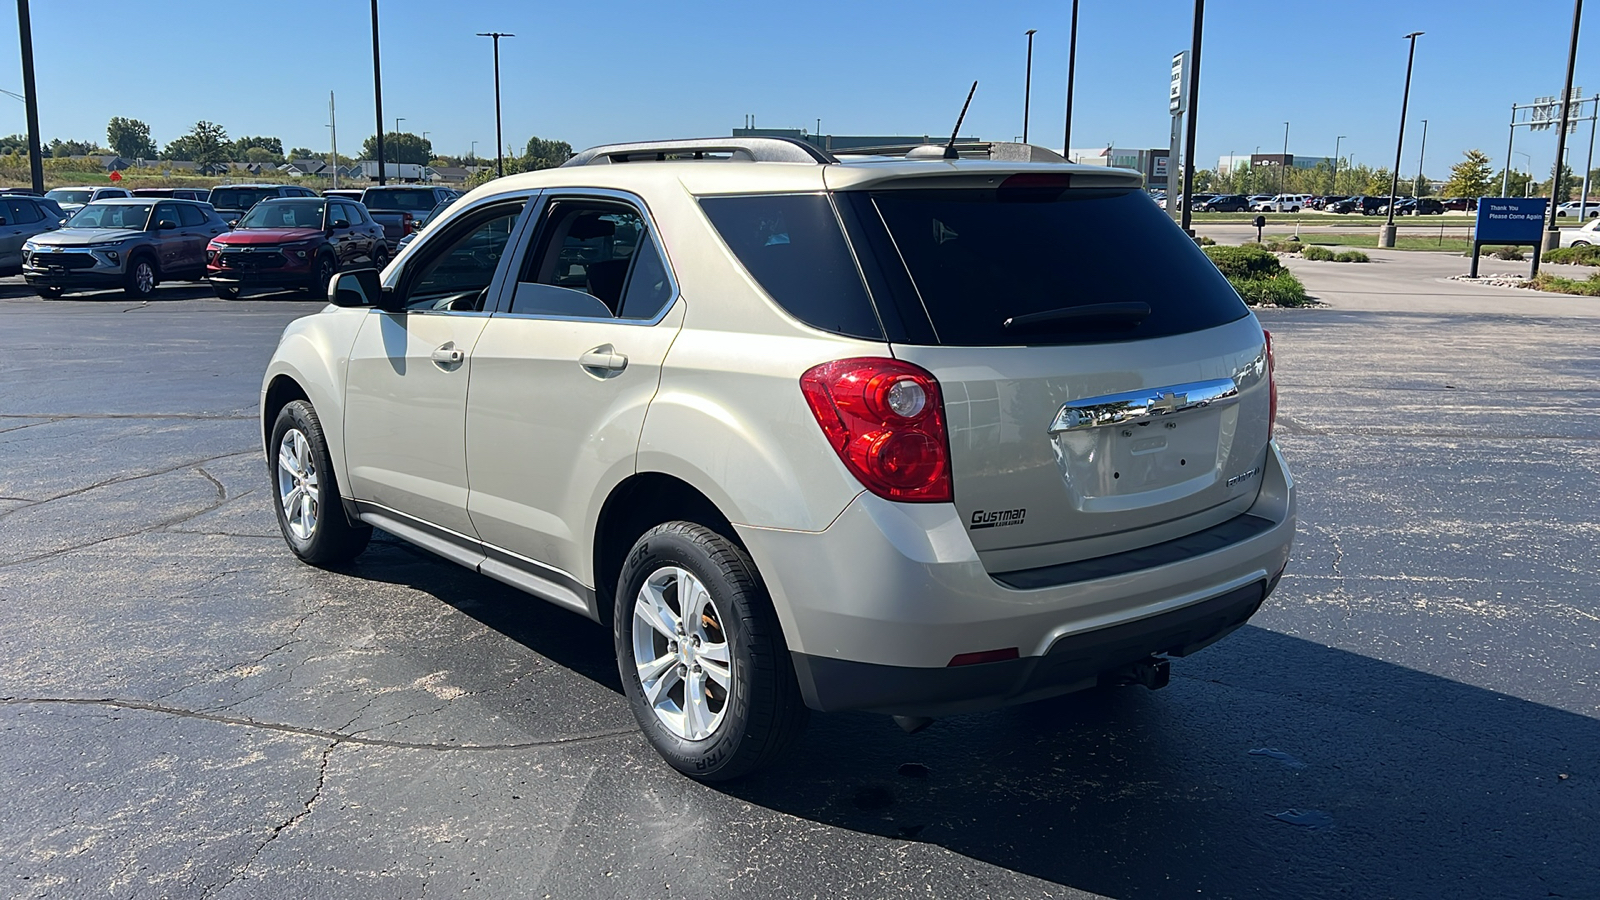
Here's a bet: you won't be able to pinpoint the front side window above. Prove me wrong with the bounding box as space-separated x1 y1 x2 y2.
67 203 153 229
152 203 181 228
509 198 673 320
5 199 41 224
400 202 525 311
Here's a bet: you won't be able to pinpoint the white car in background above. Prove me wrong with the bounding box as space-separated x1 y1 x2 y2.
1554 200 1600 219
1252 194 1310 213
1558 217 1600 246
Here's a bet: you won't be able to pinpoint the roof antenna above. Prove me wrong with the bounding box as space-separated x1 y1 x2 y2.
944 81 978 160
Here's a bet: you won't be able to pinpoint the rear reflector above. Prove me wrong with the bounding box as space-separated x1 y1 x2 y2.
948 647 1021 667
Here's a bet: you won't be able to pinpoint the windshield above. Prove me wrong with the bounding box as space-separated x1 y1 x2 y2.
209 187 280 211
47 189 92 205
66 203 153 230
238 199 325 229
363 189 435 211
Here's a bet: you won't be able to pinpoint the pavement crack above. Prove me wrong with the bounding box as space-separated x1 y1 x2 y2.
206 741 335 898
0 696 638 751
195 466 228 503
0 448 256 526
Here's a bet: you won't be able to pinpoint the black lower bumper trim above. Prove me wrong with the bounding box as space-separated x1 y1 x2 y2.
791 580 1267 717
993 514 1277 590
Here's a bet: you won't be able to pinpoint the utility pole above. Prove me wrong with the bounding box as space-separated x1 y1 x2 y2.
1062 0 1080 154
1023 29 1037 144
1583 95 1598 218
1381 31 1423 249
1545 0 1584 251
1504 103 1519 197
1281 121 1290 193
1333 135 1345 194
328 91 339 190
370 0 386 185
16 0 44 195
1179 0 1204 235
477 32 515 178
1416 118 1428 195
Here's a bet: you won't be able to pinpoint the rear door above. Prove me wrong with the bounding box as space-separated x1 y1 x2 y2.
839 183 1274 572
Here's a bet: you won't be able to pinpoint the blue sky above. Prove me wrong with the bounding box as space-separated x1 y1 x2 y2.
1 0 1597 178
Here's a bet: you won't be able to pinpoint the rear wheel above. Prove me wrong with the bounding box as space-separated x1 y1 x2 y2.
269 400 370 566
35 286 64 299
372 246 390 270
123 257 156 299
615 522 808 781
306 254 336 296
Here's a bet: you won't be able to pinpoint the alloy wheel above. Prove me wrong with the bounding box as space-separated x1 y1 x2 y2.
134 262 154 294
276 428 319 541
631 566 732 741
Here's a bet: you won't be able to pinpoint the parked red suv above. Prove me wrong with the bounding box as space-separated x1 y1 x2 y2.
205 197 387 299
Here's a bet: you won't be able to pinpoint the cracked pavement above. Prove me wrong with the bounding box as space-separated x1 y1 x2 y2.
1 269 1597 899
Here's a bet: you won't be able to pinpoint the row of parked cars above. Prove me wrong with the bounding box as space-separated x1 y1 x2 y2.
8 183 462 299
1182 192 1474 215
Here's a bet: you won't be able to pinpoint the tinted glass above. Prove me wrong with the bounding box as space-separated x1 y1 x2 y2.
514 201 646 318
619 231 672 320
5 199 41 224
404 204 524 311
209 187 281 211
177 204 207 227
363 189 436 211
67 203 153 229
46 189 92 205
699 194 880 339
239 200 325 229
866 186 1248 346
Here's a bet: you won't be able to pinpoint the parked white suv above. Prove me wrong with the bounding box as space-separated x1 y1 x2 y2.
261 137 1296 780
1253 193 1309 212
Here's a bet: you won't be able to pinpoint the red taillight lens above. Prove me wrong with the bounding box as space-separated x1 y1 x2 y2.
1263 329 1279 438
800 358 953 503
401 212 415 235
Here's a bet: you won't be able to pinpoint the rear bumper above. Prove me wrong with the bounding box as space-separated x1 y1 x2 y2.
737 442 1296 716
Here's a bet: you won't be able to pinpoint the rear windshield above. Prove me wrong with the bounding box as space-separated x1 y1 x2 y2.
363 189 436 211
863 186 1248 345
209 187 279 211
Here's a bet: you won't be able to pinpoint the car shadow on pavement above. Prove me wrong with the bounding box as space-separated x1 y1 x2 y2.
331 539 1597 898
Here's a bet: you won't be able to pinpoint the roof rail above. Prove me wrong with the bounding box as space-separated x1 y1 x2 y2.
563 136 836 167
833 141 1069 163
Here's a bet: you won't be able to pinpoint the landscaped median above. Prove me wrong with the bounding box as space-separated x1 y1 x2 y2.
1202 245 1314 307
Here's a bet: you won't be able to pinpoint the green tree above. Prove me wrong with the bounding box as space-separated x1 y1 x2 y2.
243 146 279 164
288 146 315 160
1537 161 1579 202
162 120 229 166
230 135 284 162
522 136 573 170
1442 150 1494 199
1496 167 1534 198
106 117 157 159
361 132 432 165
48 137 98 158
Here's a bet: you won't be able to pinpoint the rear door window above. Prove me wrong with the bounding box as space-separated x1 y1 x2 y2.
856 185 1248 345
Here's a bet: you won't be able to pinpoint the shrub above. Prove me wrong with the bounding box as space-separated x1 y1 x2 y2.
1541 244 1600 266
1204 244 1283 279
1302 245 1337 261
1334 250 1370 263
1231 271 1313 307
1489 246 1526 261
1526 272 1600 295
1196 235 1216 246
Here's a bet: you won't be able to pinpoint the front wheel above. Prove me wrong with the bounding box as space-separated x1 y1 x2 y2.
35 285 64 299
123 258 156 299
307 254 336 295
212 283 241 300
269 400 371 566
615 522 808 782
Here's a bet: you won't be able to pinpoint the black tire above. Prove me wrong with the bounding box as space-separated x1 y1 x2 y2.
35 286 64 299
212 283 241 300
615 522 808 782
372 246 390 270
305 254 336 295
269 399 371 566
123 256 157 299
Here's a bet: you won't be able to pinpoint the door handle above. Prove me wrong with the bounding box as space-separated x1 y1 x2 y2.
578 345 628 373
430 344 465 366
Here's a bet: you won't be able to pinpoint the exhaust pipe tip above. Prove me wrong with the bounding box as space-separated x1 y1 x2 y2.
1098 657 1171 691
892 715 935 735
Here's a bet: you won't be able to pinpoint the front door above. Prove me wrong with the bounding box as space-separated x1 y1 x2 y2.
342 198 530 538
466 195 683 582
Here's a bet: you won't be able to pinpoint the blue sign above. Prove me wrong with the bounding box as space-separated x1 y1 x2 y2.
1475 197 1548 243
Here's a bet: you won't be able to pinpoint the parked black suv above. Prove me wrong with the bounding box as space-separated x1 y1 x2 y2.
1194 194 1250 212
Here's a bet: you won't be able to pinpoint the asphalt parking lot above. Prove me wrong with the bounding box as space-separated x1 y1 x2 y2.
1 261 1597 899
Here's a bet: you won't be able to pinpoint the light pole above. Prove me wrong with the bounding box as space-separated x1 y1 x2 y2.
1415 119 1428 196
1281 121 1290 193
470 140 478 162
1062 0 1080 154
370 0 385 185
1023 29 1037 144
1178 0 1205 235
1333 135 1345 194
1544 0 1584 251
395 117 404 135
1381 31 1423 249
1516 151 1532 197
477 32 515 178
16 0 43 194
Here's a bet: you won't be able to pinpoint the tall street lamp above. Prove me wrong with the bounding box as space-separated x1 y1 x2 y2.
370 0 386 185
1281 121 1290 193
396 117 405 135
477 31 515 178
1381 31 1424 249
1416 119 1428 195
1333 135 1346 193
1178 0 1205 235
1061 0 1080 154
1023 29 1037 144
1545 0 1584 250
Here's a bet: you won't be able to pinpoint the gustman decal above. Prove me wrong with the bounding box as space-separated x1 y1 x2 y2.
970 509 1027 530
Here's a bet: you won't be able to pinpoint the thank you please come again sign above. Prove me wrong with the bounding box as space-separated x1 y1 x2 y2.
1475 197 1547 243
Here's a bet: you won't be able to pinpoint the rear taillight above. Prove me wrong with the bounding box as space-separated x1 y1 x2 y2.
401 212 415 235
1263 329 1279 438
800 358 953 503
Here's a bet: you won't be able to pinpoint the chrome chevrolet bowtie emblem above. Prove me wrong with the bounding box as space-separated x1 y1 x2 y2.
1149 391 1188 414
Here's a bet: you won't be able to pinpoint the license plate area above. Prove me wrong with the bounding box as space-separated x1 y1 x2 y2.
1052 410 1234 513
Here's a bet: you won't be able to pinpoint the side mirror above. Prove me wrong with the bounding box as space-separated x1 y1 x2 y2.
157 220 177 230
329 267 398 310
329 218 349 231
227 219 239 228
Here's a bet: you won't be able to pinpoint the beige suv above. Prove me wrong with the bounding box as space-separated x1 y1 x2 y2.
261 137 1296 780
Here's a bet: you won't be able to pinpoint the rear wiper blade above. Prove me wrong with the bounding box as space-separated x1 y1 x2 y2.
1003 301 1152 331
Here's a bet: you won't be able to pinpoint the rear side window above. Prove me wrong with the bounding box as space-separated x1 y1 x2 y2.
699 194 881 340
861 186 1248 345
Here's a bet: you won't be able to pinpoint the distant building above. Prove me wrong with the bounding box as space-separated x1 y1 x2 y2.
1067 147 1169 187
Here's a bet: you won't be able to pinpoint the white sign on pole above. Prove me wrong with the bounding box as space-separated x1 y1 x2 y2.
1170 52 1189 115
